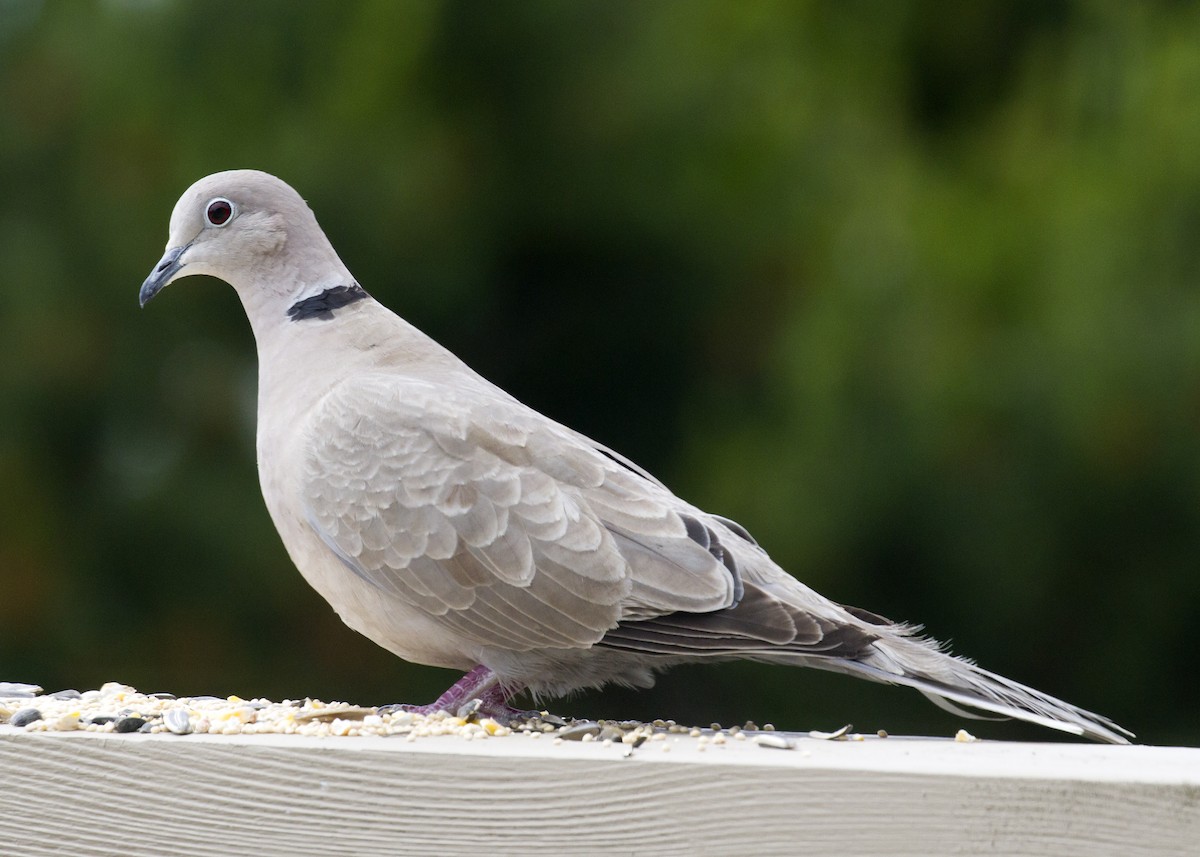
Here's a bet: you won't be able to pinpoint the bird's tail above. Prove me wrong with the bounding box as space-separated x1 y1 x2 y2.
793 628 1133 744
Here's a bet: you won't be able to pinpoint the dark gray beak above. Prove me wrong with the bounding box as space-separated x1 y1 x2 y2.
140 243 190 307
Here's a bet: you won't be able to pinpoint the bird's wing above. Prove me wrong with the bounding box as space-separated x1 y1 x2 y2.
299 373 740 651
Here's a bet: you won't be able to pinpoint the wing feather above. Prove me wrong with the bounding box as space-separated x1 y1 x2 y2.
301 374 743 652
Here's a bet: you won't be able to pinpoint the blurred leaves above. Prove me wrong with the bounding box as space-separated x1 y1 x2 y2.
0 0 1196 744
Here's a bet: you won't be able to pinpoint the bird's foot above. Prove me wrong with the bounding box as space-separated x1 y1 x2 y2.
451 696 568 727
378 665 568 725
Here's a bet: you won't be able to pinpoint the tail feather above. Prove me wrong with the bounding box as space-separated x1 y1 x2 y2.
815 634 1134 744
598 584 1133 743
918 690 1004 721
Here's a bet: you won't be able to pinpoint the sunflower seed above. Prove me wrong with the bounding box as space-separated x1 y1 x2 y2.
558 722 602 741
163 709 193 735
754 733 795 750
113 716 147 733
808 724 852 741
10 708 43 728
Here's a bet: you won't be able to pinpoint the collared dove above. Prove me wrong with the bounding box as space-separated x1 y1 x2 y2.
140 170 1132 743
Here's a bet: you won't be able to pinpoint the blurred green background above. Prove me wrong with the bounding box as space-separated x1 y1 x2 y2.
2 0 1197 745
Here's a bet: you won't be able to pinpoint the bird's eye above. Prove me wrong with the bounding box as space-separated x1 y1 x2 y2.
205 198 234 227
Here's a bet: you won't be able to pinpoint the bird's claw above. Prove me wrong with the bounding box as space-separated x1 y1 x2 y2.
377 696 569 727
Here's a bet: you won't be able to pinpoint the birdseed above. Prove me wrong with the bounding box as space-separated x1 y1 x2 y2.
753 734 795 750
0 680 876 750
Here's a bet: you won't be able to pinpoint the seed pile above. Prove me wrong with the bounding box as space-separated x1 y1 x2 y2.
0 681 902 749
0 682 519 740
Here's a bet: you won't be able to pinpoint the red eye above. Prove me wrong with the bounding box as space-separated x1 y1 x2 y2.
206 198 233 226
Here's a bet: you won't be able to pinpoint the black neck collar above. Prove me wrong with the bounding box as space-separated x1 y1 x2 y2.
286 283 370 321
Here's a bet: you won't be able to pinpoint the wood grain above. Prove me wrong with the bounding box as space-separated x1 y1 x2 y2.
1 729 1196 856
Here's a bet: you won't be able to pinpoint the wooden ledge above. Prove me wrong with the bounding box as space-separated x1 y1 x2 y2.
1 727 1196 855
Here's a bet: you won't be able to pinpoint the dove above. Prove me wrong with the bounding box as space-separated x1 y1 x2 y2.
140 170 1132 743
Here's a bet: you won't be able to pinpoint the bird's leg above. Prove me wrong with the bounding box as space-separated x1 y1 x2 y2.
432 664 504 713
381 665 565 725
379 664 498 716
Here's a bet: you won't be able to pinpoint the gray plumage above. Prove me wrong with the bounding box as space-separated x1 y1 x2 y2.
140 170 1132 744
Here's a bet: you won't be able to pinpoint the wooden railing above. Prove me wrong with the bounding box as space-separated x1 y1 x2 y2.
1 725 1196 855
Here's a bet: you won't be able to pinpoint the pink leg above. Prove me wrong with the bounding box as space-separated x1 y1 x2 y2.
384 665 553 723
426 665 506 712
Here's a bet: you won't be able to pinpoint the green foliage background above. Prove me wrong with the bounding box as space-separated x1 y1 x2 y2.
2 1 1196 744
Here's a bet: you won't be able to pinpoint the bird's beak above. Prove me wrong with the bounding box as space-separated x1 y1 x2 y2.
140 242 191 307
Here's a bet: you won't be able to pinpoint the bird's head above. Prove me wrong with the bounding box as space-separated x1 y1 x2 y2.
140 170 337 308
